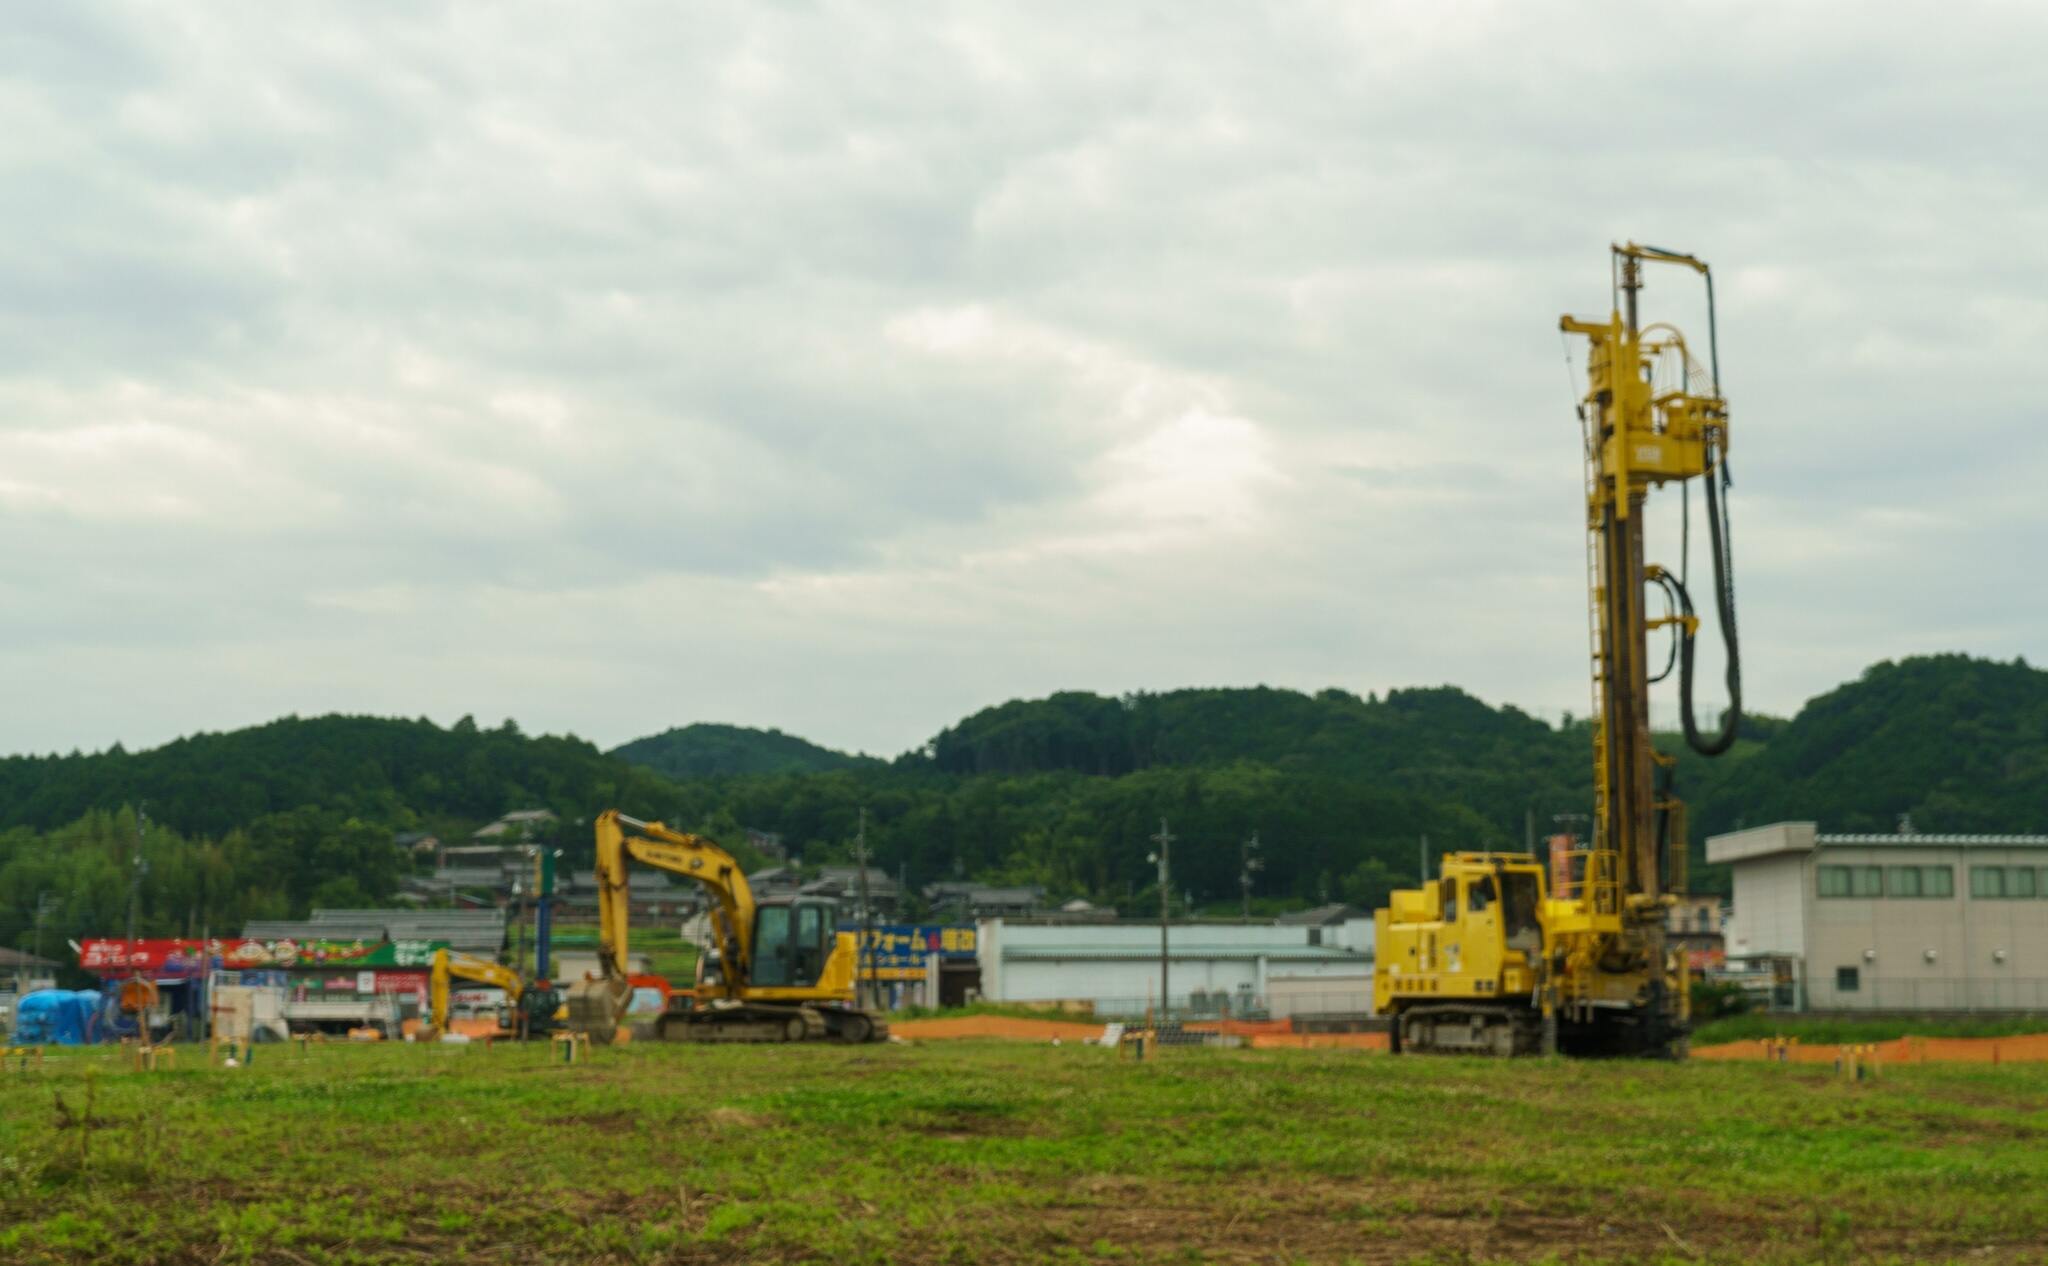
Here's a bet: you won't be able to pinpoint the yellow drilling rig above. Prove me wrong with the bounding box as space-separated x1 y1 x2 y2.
1374 243 1742 1057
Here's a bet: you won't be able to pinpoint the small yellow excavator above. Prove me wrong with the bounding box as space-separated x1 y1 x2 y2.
565 809 888 1043
425 948 525 1037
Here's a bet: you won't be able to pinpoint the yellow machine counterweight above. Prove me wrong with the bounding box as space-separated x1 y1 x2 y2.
1374 243 1742 1057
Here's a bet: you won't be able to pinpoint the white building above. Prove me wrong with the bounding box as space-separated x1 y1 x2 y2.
1709 821 2048 1011
975 917 1373 1019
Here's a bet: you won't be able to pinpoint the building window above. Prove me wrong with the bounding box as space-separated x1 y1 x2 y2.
1850 866 1883 898
1883 865 1954 898
1836 966 1860 992
2015 868 2039 899
1818 865 1851 898
1972 866 2009 899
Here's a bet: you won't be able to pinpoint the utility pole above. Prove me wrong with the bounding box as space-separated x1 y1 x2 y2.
22 892 56 995
1418 833 1429 885
1239 831 1263 919
1148 818 1174 1022
854 808 874 1009
126 806 150 960
512 877 527 977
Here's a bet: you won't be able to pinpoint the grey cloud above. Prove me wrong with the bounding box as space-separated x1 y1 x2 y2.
2 1 2045 756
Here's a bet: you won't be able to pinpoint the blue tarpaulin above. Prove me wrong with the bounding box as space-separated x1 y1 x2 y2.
13 990 103 1045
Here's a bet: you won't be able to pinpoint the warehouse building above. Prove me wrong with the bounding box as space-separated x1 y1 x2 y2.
975 915 1372 1019
1709 821 2048 1011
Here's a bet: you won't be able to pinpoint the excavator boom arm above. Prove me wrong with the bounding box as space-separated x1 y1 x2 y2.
592 809 756 998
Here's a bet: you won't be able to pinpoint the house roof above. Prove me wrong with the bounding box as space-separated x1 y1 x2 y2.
0 946 61 970
812 865 897 890
928 883 1045 904
472 810 558 839
241 908 507 958
566 871 677 891
414 867 507 889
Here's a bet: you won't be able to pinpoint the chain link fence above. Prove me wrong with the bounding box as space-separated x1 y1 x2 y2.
1019 989 1373 1022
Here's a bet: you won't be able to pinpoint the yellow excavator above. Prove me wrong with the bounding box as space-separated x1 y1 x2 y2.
565 809 888 1043
1376 243 1742 1057
425 948 527 1037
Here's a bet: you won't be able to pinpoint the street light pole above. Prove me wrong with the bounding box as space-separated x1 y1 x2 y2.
127 807 150 958
1149 818 1174 1023
23 893 56 995
1239 831 1263 919
853 808 874 1010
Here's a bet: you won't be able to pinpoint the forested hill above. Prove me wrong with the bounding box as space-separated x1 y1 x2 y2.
1691 654 2048 837
609 723 876 778
5 654 2043 969
920 685 1591 845
927 686 1572 778
0 714 681 840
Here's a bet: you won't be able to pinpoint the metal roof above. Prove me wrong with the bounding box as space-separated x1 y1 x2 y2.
413 867 507 888
242 921 385 942
566 871 676 890
241 908 506 957
1818 833 2048 846
1275 903 1367 926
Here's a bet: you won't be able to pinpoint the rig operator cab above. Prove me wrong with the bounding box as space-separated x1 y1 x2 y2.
1374 855 1549 1055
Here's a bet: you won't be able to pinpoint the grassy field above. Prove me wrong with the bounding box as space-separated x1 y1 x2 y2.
2 1041 2046 1265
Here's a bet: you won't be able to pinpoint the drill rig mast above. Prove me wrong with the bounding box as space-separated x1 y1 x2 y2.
1554 242 1741 1053
1374 244 1740 1057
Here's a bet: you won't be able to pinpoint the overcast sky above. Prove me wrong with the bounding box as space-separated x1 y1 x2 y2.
4 3 2043 759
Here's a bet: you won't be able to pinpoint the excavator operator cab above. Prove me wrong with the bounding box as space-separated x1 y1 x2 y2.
750 896 838 988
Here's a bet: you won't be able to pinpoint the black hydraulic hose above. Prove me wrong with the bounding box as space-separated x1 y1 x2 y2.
1679 441 1742 755
1652 757 1675 893
1646 571 1683 685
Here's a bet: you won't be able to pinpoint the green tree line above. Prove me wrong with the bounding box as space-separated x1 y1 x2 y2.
5 654 2044 970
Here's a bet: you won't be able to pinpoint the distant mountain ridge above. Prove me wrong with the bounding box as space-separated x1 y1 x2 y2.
609 722 877 778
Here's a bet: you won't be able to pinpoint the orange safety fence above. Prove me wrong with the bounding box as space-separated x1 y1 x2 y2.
1694 1032 2048 1064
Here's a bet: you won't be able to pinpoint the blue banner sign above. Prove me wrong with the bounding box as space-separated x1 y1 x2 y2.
839 924 977 980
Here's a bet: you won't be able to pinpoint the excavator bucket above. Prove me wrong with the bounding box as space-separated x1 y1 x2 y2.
564 975 629 1046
